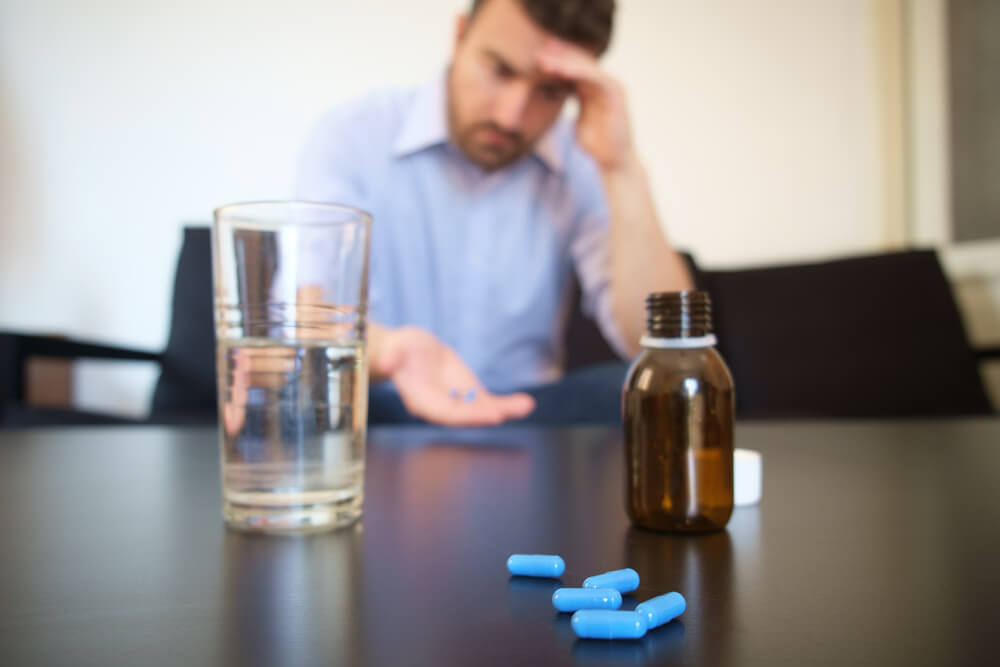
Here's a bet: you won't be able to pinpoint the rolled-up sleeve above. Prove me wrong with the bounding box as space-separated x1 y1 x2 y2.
568 164 631 360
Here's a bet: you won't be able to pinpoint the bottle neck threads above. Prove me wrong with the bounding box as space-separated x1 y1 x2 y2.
646 291 714 338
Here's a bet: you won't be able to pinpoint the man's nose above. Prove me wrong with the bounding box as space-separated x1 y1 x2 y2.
492 81 532 131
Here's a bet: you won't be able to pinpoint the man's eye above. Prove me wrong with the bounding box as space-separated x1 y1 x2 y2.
539 84 567 101
494 62 515 79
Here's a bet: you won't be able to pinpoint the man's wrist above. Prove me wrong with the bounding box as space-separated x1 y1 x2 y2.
599 149 643 182
367 322 396 382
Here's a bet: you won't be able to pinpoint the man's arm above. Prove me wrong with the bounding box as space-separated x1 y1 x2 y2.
539 40 692 358
602 158 693 357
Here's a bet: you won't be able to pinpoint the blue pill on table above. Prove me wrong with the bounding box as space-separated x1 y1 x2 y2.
571 610 647 640
582 568 640 593
507 554 565 578
635 592 686 630
552 587 622 612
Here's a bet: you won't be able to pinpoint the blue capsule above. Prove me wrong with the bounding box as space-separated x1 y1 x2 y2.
552 587 622 612
634 592 686 630
571 610 647 639
506 554 565 578
582 568 640 593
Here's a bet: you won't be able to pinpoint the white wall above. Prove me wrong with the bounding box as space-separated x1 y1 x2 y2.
1 0 990 414
614 0 890 265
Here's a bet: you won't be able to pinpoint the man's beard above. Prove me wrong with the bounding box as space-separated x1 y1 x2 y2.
456 121 528 170
446 69 531 170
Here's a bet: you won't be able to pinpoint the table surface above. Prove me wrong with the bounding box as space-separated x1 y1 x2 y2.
1 420 999 667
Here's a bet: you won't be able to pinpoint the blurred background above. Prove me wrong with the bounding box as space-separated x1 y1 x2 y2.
1 0 997 416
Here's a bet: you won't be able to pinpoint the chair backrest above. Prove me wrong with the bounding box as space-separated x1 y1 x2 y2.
705 249 993 418
150 227 216 420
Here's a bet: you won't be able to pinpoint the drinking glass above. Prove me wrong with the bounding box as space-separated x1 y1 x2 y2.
213 201 371 533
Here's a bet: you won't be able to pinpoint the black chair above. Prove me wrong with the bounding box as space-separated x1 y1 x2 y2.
0 227 215 427
3 235 994 426
0 333 161 426
148 227 216 422
704 249 995 418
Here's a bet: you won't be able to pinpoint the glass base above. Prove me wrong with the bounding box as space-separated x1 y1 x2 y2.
223 495 362 534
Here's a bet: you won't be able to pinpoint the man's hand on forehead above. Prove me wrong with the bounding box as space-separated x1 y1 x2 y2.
536 37 606 91
535 37 635 172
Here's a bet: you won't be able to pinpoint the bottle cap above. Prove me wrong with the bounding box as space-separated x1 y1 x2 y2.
734 448 762 507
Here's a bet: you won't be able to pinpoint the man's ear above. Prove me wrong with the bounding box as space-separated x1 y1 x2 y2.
454 13 469 50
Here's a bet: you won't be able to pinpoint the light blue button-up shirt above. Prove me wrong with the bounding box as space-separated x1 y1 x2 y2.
295 73 625 392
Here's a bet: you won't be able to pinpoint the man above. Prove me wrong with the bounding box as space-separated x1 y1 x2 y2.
296 0 691 427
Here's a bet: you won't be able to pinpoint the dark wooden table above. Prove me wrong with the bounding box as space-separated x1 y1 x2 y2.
1 420 998 666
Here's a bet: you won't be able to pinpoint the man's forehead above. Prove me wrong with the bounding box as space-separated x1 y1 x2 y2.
464 0 585 85
475 34 580 88
467 1 548 55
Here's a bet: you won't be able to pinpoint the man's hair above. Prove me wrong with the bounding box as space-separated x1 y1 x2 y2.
470 0 616 55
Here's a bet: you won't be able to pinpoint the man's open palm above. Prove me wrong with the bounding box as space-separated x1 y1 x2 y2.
373 327 536 427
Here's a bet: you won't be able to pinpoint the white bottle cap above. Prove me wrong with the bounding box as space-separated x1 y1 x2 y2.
734 448 762 507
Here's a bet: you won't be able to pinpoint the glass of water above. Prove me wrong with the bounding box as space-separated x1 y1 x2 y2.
212 201 371 533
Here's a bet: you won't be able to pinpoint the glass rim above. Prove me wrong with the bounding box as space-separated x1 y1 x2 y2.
213 200 372 228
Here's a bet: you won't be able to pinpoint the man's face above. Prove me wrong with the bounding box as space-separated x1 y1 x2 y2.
447 0 576 170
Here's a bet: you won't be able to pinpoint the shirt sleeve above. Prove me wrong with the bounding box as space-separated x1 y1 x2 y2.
568 160 632 360
295 106 370 210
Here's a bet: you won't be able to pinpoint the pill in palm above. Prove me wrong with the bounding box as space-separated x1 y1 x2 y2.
634 592 686 629
506 554 565 577
571 610 647 639
552 587 622 612
582 568 639 593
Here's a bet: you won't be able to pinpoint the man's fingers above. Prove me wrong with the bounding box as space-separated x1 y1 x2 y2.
493 392 535 419
537 43 604 86
397 384 505 427
433 392 535 425
538 53 599 85
396 382 534 427
420 402 506 427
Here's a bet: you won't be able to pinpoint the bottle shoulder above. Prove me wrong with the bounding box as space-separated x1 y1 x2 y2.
625 346 734 393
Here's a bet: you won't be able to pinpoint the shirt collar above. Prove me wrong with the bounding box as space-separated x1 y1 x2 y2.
533 126 565 174
393 72 449 157
393 71 566 174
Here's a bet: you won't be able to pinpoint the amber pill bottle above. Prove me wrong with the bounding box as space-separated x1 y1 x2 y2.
623 291 735 532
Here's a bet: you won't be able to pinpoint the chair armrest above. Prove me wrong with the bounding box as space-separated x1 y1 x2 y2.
3 333 161 363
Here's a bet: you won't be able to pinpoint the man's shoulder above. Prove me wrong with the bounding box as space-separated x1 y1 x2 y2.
308 85 417 145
